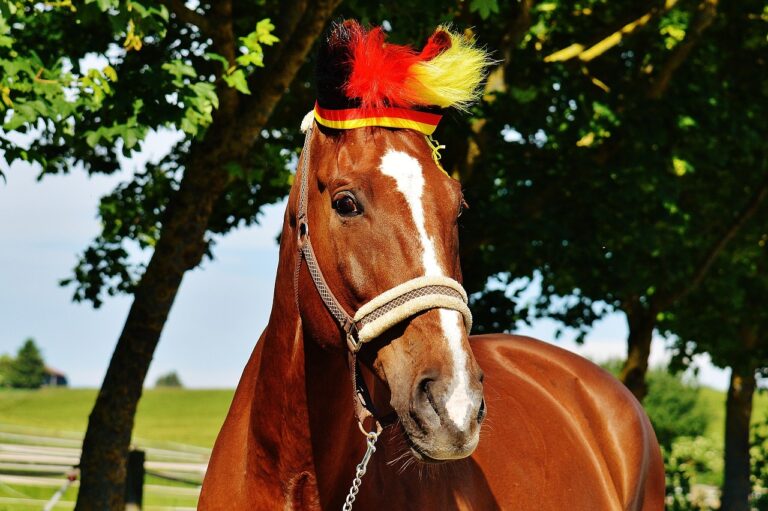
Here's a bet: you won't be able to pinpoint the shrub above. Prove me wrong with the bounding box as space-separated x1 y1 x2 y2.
752 412 768 510
155 371 183 388
644 369 709 449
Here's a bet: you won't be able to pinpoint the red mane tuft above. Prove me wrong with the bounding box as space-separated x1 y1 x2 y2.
344 23 429 109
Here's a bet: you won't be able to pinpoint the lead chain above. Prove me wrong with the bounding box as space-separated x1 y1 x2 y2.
341 430 380 511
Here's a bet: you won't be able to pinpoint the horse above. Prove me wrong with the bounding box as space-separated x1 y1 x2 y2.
199 22 664 511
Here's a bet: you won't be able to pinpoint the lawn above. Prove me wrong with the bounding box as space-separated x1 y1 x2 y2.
0 383 765 510
0 388 234 510
0 387 234 448
697 386 768 445
1 385 767 450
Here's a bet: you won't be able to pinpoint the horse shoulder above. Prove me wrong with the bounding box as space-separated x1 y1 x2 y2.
467 333 665 511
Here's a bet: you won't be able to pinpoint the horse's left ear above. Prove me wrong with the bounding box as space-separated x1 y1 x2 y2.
419 29 452 61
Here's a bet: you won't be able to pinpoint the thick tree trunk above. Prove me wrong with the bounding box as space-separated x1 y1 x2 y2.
73 2 341 508
720 366 756 511
74 135 234 510
619 304 656 402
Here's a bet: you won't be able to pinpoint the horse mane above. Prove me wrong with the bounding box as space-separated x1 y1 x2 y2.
317 20 492 112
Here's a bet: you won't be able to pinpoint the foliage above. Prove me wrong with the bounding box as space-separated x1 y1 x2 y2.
753 412 768 510
662 221 768 375
646 370 709 449
4 338 46 389
449 0 768 399
155 371 183 388
1 1 288 307
0 353 13 387
665 445 708 511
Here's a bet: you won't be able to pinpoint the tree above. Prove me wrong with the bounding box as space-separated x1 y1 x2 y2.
7 338 46 389
448 0 768 402
662 221 768 511
154 371 182 388
3 0 342 507
0 354 12 387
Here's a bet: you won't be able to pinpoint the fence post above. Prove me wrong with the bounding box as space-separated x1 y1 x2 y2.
125 449 145 511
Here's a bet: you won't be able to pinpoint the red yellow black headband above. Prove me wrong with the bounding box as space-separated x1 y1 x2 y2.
313 102 442 136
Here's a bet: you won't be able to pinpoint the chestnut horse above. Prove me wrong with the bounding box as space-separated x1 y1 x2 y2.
198 114 665 509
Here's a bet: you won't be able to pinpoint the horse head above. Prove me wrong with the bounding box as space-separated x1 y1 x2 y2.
291 21 492 462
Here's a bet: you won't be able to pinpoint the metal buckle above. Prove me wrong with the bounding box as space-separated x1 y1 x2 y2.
346 331 362 353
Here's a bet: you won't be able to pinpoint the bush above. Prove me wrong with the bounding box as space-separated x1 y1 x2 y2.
155 371 183 388
644 369 709 449
666 436 723 510
752 413 768 510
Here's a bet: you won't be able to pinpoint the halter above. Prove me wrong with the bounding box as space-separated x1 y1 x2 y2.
293 122 473 508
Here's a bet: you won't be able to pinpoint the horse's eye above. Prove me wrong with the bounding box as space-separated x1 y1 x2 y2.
332 193 361 216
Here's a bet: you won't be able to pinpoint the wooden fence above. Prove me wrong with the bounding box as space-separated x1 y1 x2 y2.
0 423 208 510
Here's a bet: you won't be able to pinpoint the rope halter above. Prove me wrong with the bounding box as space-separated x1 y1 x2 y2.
294 123 472 360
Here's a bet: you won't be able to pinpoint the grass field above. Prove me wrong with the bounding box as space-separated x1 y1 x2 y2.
0 388 234 511
698 387 768 444
0 388 234 447
0 384 765 510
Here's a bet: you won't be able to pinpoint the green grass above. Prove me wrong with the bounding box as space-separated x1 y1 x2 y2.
697 387 768 445
0 388 234 510
0 388 234 448
0 384 765 509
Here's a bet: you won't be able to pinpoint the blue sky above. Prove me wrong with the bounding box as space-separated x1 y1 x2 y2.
0 131 729 390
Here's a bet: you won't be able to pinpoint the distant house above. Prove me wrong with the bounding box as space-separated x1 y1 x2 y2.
43 367 68 387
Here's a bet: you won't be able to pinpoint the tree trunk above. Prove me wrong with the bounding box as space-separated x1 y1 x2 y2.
74 137 233 511
73 2 341 508
720 366 756 511
619 303 656 402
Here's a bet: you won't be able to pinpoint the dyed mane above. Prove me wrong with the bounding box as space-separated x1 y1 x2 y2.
317 20 492 112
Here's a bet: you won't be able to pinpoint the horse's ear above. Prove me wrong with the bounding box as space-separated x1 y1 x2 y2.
316 20 361 110
419 29 452 61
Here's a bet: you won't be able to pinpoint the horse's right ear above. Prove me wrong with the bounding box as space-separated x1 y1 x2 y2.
316 20 361 110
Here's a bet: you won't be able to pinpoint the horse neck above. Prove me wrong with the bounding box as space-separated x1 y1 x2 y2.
240 206 363 506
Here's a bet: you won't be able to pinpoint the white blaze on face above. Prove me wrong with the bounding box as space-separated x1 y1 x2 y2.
379 149 473 430
379 150 441 276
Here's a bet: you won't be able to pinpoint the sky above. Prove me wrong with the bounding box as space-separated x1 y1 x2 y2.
0 131 730 390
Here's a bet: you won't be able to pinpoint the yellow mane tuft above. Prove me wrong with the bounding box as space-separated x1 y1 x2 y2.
406 29 493 111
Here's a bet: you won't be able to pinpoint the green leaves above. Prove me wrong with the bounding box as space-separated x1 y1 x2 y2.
161 60 219 136
222 69 250 95
216 18 280 95
237 18 279 67
659 9 690 50
469 0 499 20
0 0 170 171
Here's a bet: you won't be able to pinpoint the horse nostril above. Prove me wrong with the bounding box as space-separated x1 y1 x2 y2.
477 398 486 423
418 377 439 414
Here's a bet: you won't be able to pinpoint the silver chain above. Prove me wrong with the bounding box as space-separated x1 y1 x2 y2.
342 430 380 511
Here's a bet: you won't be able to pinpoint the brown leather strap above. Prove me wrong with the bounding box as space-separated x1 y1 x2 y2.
296 125 357 336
